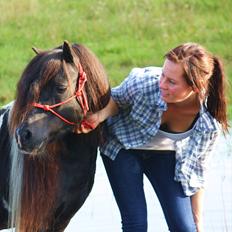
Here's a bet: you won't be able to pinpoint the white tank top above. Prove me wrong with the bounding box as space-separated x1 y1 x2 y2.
134 127 194 151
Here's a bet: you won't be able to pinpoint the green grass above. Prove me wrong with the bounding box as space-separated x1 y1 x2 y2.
0 0 231 117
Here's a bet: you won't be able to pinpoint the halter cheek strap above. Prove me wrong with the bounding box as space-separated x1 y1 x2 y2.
32 63 94 131
76 63 89 116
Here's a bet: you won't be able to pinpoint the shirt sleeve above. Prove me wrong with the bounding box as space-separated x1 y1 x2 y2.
196 131 219 160
111 68 142 108
187 131 219 195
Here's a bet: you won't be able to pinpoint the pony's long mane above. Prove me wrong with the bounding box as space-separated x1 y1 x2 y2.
72 44 110 112
9 43 110 232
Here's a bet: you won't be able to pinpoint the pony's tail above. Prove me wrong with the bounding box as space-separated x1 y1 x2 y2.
207 56 229 132
8 137 24 231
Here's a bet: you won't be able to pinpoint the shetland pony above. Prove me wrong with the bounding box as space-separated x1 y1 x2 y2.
0 41 110 232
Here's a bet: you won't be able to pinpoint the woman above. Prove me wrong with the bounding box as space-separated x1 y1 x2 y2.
79 42 229 232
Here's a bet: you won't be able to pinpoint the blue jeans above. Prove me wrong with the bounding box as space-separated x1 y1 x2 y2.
101 149 196 232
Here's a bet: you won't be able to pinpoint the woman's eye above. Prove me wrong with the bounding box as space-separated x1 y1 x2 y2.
169 79 175 85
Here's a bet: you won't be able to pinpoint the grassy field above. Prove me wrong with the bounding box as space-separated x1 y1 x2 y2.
0 0 231 117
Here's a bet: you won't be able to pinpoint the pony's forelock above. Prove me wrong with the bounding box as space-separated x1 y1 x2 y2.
10 52 64 132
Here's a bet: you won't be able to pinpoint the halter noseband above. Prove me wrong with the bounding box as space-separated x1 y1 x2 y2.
32 63 94 131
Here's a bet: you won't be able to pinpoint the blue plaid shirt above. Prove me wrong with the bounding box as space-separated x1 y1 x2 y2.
100 67 220 196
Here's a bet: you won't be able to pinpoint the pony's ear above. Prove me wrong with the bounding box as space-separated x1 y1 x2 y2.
32 47 43 54
62 40 75 63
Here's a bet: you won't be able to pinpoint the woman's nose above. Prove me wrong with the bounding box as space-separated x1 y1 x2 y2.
159 78 166 89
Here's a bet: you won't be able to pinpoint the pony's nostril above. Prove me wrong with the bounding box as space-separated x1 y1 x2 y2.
15 127 32 149
22 129 32 141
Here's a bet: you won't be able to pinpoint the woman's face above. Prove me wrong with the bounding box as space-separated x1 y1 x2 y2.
159 59 196 104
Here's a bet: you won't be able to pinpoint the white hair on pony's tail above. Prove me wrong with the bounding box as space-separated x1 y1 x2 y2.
7 101 24 232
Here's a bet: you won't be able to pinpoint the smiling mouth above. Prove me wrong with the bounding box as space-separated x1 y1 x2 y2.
161 92 169 97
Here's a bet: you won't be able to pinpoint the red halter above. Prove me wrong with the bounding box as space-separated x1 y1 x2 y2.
32 63 94 130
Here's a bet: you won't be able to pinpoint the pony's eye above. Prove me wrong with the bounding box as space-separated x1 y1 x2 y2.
56 85 67 94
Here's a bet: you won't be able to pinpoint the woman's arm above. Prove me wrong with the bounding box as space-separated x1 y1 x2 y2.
77 97 119 133
191 188 205 232
97 97 119 123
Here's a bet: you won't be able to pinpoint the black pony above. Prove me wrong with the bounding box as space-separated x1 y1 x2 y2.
0 41 110 232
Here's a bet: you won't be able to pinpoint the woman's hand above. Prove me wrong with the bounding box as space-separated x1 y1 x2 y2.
191 189 204 232
77 112 101 134
76 97 119 134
